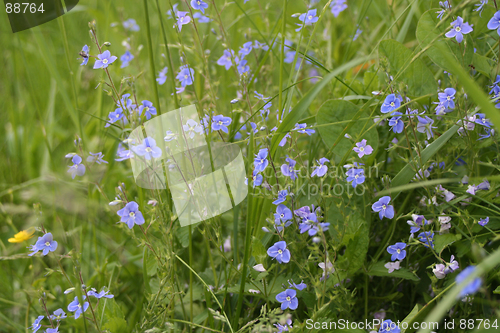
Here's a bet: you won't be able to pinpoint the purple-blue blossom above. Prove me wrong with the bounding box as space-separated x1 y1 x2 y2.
330 0 347 17
372 196 395 220
445 17 473 43
311 157 329 177
156 67 168 85
176 11 191 31
211 115 232 133
272 189 288 205
276 289 298 310
93 50 117 69
388 112 404 133
120 50 134 68
68 155 86 179
281 156 297 180
346 168 365 188
487 11 500 36
479 217 489 226
80 45 89 66
217 49 237 70
455 266 482 298
139 100 157 120
254 148 269 172
387 242 407 261
438 88 456 109
381 94 401 114
191 0 208 13
123 18 140 31
117 201 145 229
416 116 437 139
49 309 67 322
418 231 435 248
132 137 162 160
67 296 89 319
267 241 291 264
239 41 253 57
295 9 318 31
353 139 373 158
30 315 44 333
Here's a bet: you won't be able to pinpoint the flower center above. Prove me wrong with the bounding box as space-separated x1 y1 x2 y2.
455 26 461 32
286 296 291 301
261 159 264 163
144 107 149 112
280 213 284 218
184 75 188 79
102 59 108 64
354 174 359 179
278 249 283 254
447 96 451 100
397 249 401 253
180 17 184 23
145 147 152 153
129 212 135 217
218 121 223 125
308 15 313 20
359 147 364 151
390 102 395 107
382 204 387 210
45 241 50 246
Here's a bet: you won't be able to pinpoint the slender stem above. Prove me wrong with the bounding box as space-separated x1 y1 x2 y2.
143 0 162 114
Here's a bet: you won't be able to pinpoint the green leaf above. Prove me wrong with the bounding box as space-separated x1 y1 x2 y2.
146 250 158 277
379 39 437 97
270 55 374 159
416 9 474 72
387 124 459 198
251 236 268 264
434 233 462 254
102 317 129 332
401 304 422 333
317 100 379 158
472 53 495 77
367 262 420 281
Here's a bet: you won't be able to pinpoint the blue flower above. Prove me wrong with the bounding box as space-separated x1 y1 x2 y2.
239 41 253 57
253 40 269 50
93 50 117 69
330 0 347 17
445 17 473 43
116 142 134 161
120 50 134 68
211 115 232 133
123 18 140 31
138 100 157 120
416 115 437 139
288 280 307 290
183 119 203 138
274 204 292 224
279 133 291 147
176 11 191 31
87 152 108 164
176 65 195 87
281 156 297 180
156 67 168 85
488 11 500 36
105 108 125 128
346 168 365 188
267 241 291 264
387 242 407 261
80 45 89 66
381 94 401 114
475 113 493 128
455 266 482 298
68 155 86 179
46 328 59 333
88 288 114 299
407 214 430 234
479 217 489 226
438 88 456 109
372 196 395 220
67 296 89 319
474 0 488 17
49 309 67 322
298 212 329 236
388 112 404 133
30 315 44 333
353 139 373 158
237 59 250 75
418 231 435 248
311 157 329 177
117 201 145 229
294 123 315 135
276 289 298 310
193 12 211 23
217 49 237 70
190 0 208 13
274 318 293 333
250 170 263 187
254 148 269 172
132 137 162 160
273 189 288 205
295 9 318 31
378 319 400 333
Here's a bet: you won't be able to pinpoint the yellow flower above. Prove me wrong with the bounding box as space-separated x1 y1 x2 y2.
8 228 35 243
